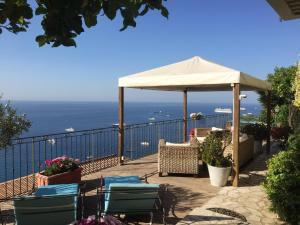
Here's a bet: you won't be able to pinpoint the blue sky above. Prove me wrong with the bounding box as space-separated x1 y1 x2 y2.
0 0 300 104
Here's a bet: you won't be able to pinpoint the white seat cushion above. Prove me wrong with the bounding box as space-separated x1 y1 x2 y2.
196 137 206 143
212 127 223 131
166 142 190 147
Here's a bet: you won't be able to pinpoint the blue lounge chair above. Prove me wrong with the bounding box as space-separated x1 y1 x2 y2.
99 177 166 225
13 184 79 225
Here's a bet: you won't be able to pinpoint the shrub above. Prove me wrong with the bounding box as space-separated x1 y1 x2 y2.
241 123 267 141
44 156 80 176
201 131 231 167
264 150 300 225
287 132 300 151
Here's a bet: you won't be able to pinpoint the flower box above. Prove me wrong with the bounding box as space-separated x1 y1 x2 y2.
36 167 82 187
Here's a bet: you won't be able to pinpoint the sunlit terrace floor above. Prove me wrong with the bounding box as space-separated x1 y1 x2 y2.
82 154 219 224
1 142 285 225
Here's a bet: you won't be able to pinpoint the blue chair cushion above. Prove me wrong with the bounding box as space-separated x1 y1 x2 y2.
104 176 141 189
34 184 78 197
104 183 160 214
14 184 79 225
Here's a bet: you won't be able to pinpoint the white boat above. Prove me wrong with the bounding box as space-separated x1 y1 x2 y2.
141 141 150 146
47 139 56 145
214 108 232 113
65 127 75 132
148 117 156 121
240 107 246 111
112 123 126 127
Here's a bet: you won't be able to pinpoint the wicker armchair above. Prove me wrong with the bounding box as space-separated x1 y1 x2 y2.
158 138 201 177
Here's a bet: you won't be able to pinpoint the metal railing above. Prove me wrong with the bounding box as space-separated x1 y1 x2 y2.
0 114 231 200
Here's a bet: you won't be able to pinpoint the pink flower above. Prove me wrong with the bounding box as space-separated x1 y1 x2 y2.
57 161 64 167
74 159 80 164
61 155 68 161
45 160 52 166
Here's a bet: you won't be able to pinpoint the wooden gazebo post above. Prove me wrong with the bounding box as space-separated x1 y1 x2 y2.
232 83 240 187
183 90 187 142
118 87 124 165
266 91 271 154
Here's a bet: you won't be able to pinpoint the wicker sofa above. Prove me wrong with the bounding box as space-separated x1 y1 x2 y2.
192 127 254 168
158 138 201 177
223 135 254 168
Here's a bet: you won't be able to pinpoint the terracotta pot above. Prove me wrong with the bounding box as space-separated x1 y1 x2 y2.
36 167 82 187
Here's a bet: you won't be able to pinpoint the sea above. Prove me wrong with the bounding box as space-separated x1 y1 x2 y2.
0 101 262 184
10 101 262 137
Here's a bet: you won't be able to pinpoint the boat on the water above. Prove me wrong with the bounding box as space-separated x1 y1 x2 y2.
47 138 56 145
141 141 150 146
240 107 246 111
65 127 75 132
214 108 232 113
112 123 126 127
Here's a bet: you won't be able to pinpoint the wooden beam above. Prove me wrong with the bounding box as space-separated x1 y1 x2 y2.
266 91 271 154
232 83 240 187
118 87 124 165
183 90 187 142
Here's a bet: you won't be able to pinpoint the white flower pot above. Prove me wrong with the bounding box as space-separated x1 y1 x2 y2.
207 164 231 187
254 140 263 156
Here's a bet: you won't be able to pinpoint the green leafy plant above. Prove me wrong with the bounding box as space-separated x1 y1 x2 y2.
264 149 300 225
241 123 267 141
201 131 232 167
0 98 31 149
44 156 80 176
258 66 299 130
286 132 300 151
240 114 259 123
0 0 169 47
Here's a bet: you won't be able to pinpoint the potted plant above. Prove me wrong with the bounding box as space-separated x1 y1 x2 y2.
201 131 232 187
36 155 82 186
241 123 267 155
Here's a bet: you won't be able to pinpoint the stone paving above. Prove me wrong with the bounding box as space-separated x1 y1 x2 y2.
177 143 284 225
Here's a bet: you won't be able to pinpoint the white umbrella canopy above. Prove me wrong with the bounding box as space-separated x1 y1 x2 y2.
119 56 270 91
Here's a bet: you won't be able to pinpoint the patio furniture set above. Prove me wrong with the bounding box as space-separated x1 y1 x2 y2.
1 175 167 225
158 127 255 178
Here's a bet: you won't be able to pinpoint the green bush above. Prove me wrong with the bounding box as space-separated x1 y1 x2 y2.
264 150 300 225
287 132 300 151
201 131 232 167
241 123 267 140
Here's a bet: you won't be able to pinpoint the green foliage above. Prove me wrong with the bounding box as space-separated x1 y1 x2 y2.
287 132 300 151
1 0 169 47
273 105 289 127
0 98 31 149
241 123 267 140
264 149 300 225
258 66 298 129
201 131 232 167
240 114 259 123
0 0 33 34
294 62 300 108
